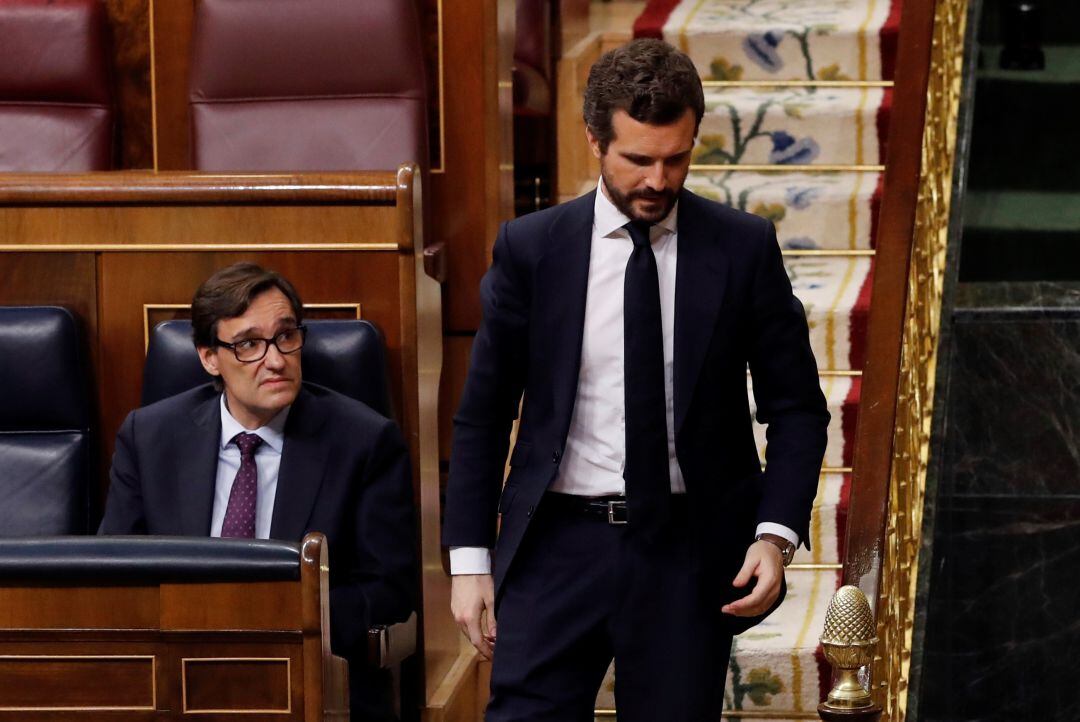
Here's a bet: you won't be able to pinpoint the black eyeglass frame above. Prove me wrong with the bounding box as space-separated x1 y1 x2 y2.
213 325 308 363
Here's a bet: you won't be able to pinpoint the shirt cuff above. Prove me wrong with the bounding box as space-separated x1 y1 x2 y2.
449 546 492 575
755 522 799 549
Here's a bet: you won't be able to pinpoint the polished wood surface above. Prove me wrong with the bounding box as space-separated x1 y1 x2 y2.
843 0 936 604
0 534 336 720
427 0 515 333
149 0 194 170
104 0 154 169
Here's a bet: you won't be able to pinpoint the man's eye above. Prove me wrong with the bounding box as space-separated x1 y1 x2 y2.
277 329 299 341
236 340 260 351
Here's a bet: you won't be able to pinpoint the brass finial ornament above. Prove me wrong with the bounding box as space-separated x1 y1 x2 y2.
818 585 882 721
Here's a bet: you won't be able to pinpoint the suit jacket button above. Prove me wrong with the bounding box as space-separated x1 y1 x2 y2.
552 450 561 464
527 505 535 517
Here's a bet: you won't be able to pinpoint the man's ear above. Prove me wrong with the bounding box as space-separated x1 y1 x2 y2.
585 126 603 160
197 346 221 378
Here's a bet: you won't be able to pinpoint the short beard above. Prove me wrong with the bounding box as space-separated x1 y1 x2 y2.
600 167 678 224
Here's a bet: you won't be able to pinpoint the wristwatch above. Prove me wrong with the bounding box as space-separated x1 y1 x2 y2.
756 533 796 567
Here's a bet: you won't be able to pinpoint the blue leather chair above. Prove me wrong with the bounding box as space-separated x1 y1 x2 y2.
140 317 414 675
141 318 393 419
0 307 93 535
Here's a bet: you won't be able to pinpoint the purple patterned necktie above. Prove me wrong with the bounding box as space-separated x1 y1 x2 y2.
220 432 263 538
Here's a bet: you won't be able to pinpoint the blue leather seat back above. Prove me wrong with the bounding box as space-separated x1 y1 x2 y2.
0 307 92 535
141 319 394 419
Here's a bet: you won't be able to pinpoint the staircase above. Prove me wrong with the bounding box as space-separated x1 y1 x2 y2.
575 1 904 718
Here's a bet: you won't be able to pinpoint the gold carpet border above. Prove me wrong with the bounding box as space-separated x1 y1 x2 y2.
872 0 969 718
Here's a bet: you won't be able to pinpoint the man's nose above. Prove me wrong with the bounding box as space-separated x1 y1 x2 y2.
263 343 287 368
644 162 667 190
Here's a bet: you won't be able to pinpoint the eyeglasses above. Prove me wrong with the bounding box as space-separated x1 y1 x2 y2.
214 325 307 363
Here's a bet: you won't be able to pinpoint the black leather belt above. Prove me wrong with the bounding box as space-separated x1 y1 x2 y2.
543 493 630 524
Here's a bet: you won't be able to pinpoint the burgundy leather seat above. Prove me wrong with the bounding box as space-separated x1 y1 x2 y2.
0 0 113 171
188 0 427 172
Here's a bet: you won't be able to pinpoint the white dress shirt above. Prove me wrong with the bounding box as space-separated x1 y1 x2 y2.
210 394 290 539
450 181 797 575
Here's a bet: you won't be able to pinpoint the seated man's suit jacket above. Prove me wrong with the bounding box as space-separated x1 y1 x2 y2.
100 381 416 656
443 188 830 633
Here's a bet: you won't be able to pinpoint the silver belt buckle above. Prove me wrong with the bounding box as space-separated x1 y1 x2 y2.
607 500 628 525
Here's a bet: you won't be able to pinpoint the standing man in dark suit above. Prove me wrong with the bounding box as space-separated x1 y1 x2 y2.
443 39 829 721
99 263 416 722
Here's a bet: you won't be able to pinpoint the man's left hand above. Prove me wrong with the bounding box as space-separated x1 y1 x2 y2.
722 540 785 617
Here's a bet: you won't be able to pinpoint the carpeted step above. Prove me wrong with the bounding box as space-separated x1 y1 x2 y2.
684 171 882 251
634 0 901 81
696 86 891 167
753 374 861 471
595 568 841 717
785 255 873 370
792 472 849 566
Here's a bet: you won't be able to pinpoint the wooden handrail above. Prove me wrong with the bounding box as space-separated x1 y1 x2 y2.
0 171 400 204
843 0 936 614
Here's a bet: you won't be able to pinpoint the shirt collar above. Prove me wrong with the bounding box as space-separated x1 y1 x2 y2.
219 393 289 454
593 177 679 240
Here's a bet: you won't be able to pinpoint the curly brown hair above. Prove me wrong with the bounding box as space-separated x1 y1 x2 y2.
583 38 704 154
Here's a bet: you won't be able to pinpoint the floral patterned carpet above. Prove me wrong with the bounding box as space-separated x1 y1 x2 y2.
595 0 901 718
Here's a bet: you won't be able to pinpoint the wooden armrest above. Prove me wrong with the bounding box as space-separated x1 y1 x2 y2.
367 611 418 669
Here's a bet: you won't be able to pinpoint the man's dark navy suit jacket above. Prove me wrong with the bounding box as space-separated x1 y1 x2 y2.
443 188 830 633
99 381 417 657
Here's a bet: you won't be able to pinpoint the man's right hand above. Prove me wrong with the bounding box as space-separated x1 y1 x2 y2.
451 573 496 659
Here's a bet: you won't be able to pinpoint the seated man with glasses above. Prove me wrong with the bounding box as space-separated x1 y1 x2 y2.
99 262 415 722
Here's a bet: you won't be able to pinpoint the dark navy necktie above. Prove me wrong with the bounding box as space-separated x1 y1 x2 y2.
623 220 671 534
220 432 262 538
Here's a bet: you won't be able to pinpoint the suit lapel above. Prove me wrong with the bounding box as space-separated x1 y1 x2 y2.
270 387 329 540
179 393 222 535
674 190 728 434
537 192 594 436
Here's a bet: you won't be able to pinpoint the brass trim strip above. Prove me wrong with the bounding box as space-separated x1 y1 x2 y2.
748 369 862 377
149 0 159 172
702 79 894 88
0 654 156 712
789 563 844 571
0 242 399 253
691 164 885 172
431 0 447 174
595 710 822 719
782 249 876 257
760 467 853 474
181 657 291 714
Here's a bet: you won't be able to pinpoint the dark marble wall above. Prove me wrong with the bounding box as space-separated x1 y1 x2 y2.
915 282 1080 722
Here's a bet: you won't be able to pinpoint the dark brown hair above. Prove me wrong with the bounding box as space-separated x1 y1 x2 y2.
190 262 304 349
583 38 704 154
